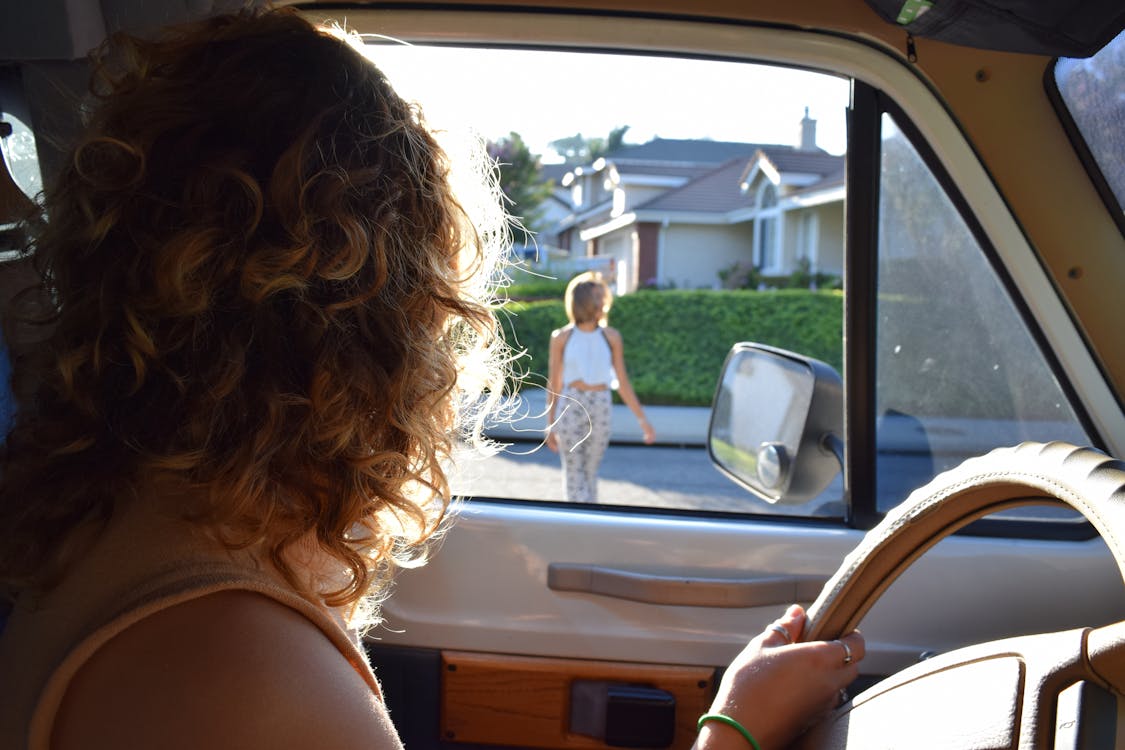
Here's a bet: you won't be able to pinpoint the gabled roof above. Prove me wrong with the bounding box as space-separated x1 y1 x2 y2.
605 138 774 165
635 158 758 213
759 148 844 175
539 162 572 185
789 164 846 196
614 163 715 180
635 148 844 214
737 147 845 197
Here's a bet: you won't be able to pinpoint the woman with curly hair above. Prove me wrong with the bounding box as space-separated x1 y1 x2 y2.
0 9 862 750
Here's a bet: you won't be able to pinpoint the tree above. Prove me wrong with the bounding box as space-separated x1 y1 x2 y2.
605 125 630 154
487 131 553 247
546 133 591 165
549 125 631 165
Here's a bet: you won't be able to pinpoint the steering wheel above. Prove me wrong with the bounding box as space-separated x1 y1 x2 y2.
792 441 1125 749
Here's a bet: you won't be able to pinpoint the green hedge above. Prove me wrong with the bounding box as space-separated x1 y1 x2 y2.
500 289 843 406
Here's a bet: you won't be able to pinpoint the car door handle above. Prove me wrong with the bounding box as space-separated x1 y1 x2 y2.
547 563 829 608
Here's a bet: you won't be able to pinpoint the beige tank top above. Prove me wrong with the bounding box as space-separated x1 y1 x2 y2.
0 500 382 749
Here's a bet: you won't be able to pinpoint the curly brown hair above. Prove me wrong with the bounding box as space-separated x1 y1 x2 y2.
0 9 509 620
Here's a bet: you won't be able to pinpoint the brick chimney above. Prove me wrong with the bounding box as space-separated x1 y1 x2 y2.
799 107 817 150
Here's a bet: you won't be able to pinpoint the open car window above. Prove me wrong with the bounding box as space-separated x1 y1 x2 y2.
366 42 1096 527
370 44 851 515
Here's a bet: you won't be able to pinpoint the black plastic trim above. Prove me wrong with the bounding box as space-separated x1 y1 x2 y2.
845 81 882 531
463 494 848 530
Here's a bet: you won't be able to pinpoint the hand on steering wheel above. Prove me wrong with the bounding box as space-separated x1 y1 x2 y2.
699 605 865 750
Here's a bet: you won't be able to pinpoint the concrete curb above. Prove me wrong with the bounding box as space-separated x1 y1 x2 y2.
483 387 710 447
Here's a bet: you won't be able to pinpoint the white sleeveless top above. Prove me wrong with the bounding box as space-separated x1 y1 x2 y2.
562 327 618 388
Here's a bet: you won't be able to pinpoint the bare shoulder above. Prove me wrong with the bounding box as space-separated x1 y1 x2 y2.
54 589 401 750
550 326 573 347
603 326 624 344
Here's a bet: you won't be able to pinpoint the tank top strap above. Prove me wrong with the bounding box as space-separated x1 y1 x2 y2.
27 560 381 749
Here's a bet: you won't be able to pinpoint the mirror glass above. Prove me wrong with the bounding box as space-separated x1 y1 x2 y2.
710 347 815 501
709 344 843 509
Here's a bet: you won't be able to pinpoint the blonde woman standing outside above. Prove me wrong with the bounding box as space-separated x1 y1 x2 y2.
547 272 655 502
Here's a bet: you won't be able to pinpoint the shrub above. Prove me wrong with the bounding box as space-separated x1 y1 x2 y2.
788 256 842 290
717 261 763 290
501 289 843 406
718 259 840 291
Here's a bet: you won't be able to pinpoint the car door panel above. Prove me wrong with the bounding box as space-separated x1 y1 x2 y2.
376 502 1123 674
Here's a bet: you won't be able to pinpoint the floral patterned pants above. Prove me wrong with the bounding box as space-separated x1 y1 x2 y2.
554 387 612 503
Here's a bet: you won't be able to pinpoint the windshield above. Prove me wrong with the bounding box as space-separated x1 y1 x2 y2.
1053 28 1125 219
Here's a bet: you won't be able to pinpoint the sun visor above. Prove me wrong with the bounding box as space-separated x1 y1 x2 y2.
864 0 1125 57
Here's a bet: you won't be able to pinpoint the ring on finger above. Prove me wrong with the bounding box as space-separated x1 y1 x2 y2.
835 639 853 665
769 623 792 644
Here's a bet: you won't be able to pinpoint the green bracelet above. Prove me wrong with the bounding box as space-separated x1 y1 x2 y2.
697 713 762 750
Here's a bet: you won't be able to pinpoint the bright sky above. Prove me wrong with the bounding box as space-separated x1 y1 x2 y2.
366 45 851 161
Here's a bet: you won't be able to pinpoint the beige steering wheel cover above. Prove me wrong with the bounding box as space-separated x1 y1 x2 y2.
793 441 1125 749
803 441 1125 642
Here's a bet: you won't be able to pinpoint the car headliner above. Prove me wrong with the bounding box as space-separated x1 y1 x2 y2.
3 1 1125 61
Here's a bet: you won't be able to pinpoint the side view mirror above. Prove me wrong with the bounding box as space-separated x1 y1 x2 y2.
708 343 843 504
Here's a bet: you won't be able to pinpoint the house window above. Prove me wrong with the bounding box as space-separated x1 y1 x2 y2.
612 187 626 216
571 182 583 208
755 183 780 273
799 213 818 277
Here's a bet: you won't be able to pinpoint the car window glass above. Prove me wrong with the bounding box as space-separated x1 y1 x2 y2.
1054 29 1125 217
368 44 850 516
875 112 1091 518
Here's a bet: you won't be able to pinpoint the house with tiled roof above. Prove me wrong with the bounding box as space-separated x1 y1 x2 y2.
546 111 844 292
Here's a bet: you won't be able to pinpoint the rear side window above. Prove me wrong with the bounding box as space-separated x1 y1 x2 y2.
1054 29 1125 218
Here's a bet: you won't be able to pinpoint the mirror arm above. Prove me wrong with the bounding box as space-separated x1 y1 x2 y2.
821 432 845 471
